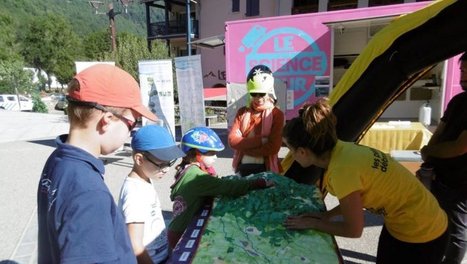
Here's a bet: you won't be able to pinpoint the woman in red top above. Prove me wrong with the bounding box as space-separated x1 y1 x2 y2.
228 65 285 177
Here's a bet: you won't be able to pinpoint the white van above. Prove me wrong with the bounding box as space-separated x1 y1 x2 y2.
0 94 33 111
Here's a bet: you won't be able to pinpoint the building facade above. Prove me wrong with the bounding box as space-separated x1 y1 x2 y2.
142 0 431 88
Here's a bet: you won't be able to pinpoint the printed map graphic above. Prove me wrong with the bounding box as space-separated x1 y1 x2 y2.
192 173 339 263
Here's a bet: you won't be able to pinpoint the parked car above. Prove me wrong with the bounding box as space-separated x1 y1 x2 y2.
0 94 33 111
54 94 68 112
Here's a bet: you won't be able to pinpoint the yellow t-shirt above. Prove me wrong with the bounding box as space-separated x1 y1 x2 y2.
324 140 447 243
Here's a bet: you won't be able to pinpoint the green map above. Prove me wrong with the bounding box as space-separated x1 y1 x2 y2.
192 172 340 263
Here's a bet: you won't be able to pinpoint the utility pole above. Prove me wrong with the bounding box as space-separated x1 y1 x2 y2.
89 1 122 52
108 3 121 52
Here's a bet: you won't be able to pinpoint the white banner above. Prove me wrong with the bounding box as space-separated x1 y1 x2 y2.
138 60 176 139
174 55 205 135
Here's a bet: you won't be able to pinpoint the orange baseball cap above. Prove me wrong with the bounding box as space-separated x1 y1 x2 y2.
69 64 157 121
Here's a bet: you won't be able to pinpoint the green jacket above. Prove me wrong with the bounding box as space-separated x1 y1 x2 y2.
169 165 256 233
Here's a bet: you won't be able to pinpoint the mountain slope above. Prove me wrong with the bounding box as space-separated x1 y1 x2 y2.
1 0 160 37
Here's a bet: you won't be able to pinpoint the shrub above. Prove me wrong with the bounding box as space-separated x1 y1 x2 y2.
32 93 48 113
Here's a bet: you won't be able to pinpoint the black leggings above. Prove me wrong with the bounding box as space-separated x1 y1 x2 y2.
376 225 449 264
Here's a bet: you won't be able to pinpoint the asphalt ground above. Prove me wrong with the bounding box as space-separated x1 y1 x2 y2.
1 109 463 264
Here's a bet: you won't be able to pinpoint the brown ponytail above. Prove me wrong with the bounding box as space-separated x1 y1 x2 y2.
175 149 197 175
283 98 337 155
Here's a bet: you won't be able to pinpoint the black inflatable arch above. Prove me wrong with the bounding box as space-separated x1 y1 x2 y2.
284 0 467 183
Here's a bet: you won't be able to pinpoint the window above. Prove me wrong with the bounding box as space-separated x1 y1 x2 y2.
292 0 319 14
178 49 197 57
246 0 259 16
7 96 15 101
232 0 240 12
328 0 357 11
368 0 403 7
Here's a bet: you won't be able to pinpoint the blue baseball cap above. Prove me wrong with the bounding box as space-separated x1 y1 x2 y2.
131 125 185 161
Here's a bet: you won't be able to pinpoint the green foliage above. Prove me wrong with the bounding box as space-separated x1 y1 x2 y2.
205 108 215 115
2 0 169 94
0 0 152 37
83 30 112 60
102 34 170 80
0 59 35 95
35 73 48 92
32 93 48 113
21 14 83 89
53 58 76 87
0 10 21 61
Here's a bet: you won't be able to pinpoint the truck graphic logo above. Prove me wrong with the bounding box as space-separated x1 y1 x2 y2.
241 26 328 109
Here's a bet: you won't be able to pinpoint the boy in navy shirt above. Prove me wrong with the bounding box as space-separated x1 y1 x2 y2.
37 64 157 263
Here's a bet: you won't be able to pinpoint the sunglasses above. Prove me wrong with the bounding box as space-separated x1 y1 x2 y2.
250 93 266 98
143 152 176 170
113 112 137 131
66 96 137 131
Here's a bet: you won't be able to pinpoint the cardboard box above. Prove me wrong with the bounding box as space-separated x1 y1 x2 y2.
390 150 422 175
399 161 422 175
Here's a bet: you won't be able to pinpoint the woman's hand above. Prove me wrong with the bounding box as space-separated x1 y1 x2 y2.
283 212 324 230
283 191 364 238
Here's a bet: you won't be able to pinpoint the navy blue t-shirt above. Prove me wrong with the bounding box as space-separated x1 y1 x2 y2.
37 135 136 264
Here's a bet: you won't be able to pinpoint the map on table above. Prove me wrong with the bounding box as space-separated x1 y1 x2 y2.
191 172 340 264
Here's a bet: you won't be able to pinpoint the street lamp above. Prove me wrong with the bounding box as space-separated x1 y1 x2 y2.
186 0 198 56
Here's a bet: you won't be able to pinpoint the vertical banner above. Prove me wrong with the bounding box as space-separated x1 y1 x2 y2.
138 60 176 139
174 55 205 135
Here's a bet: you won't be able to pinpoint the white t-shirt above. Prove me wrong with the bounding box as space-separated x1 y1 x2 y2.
118 177 168 263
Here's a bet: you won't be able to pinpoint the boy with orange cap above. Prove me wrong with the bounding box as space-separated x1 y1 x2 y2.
37 64 157 263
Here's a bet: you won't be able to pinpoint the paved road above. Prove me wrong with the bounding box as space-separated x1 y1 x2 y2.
2 110 461 264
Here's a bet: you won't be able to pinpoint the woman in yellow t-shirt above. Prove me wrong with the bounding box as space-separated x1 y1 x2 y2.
282 98 449 264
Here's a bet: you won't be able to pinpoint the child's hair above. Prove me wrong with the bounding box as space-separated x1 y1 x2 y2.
283 98 337 155
175 149 198 171
67 79 127 126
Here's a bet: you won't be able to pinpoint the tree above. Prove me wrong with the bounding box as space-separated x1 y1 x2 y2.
21 14 83 90
83 30 112 60
0 59 34 95
53 59 75 91
101 33 170 80
0 10 20 61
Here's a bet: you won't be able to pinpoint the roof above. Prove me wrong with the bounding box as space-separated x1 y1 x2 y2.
191 34 225 49
203 88 226 101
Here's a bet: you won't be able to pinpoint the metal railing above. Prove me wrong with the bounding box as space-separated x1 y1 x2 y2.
149 19 198 39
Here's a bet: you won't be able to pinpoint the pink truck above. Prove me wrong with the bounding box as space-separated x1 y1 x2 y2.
224 2 463 124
